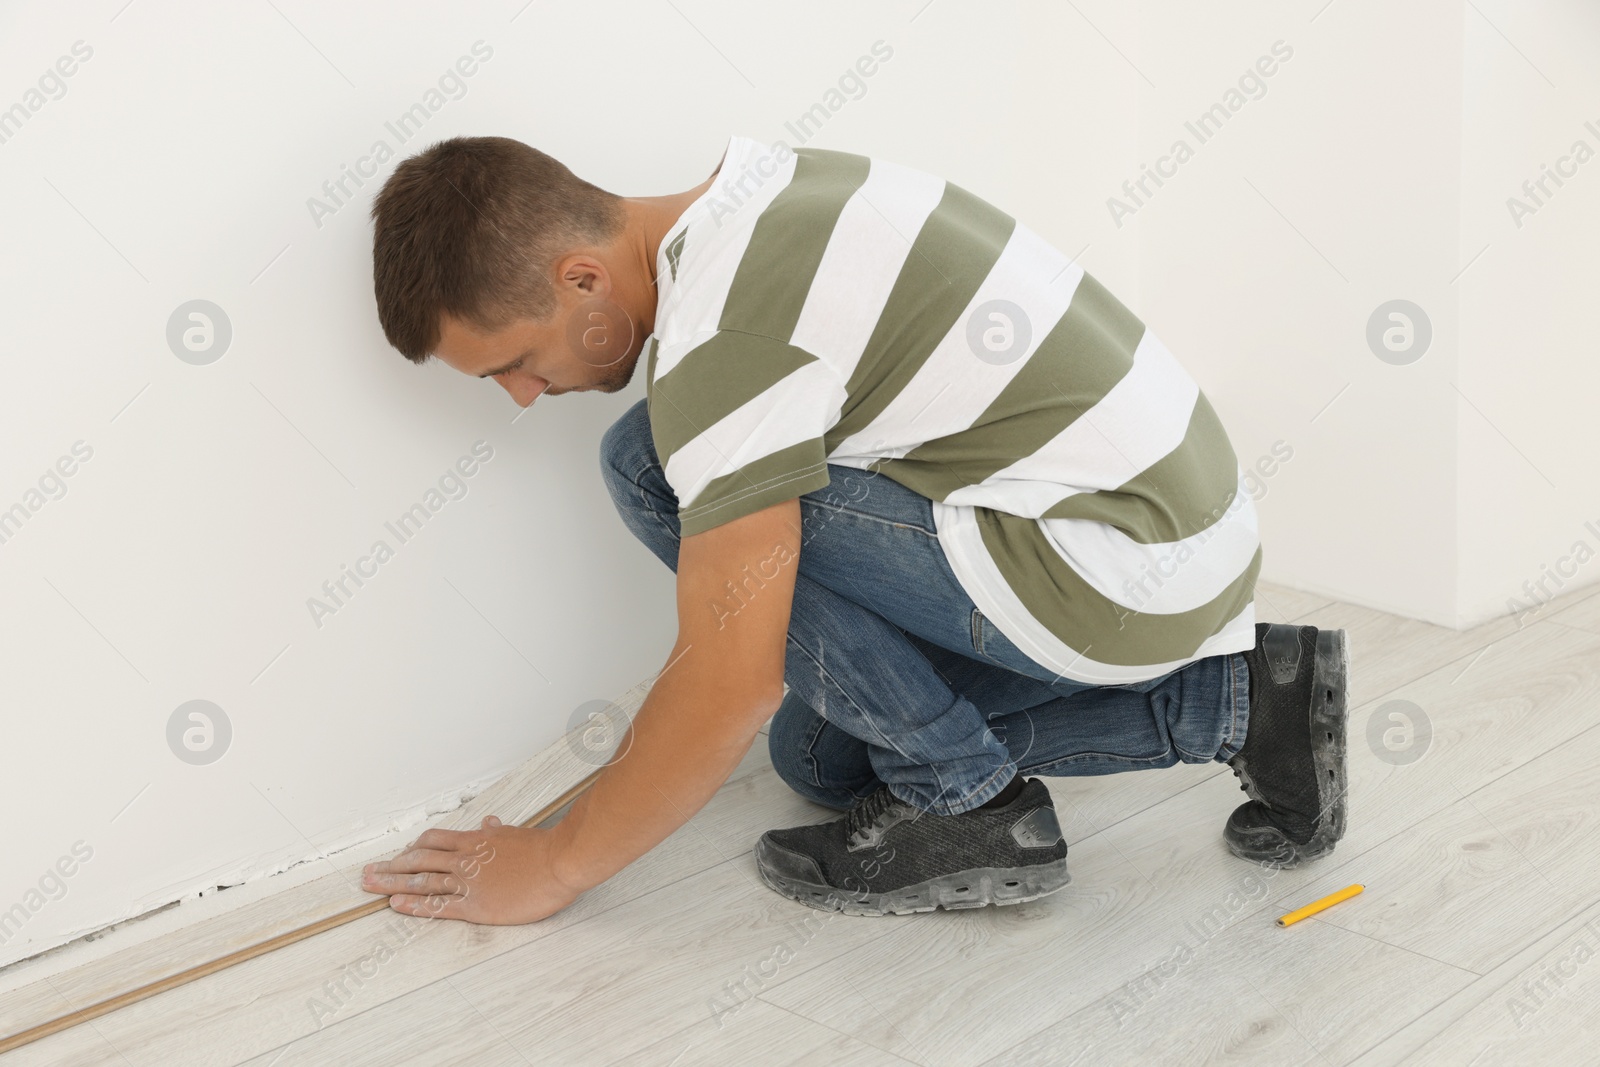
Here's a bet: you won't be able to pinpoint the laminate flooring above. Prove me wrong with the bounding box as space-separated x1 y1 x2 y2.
4 582 1598 1066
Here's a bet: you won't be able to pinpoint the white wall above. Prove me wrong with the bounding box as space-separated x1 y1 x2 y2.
0 1 690 965
1131 0 1599 628
1457 1 1600 626
1 0 1592 965
1136 0 1468 625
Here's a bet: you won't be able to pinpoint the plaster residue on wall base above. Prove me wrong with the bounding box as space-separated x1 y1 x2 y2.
0 770 506 977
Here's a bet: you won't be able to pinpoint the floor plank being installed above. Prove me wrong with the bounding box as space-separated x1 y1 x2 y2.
3 581 1598 1066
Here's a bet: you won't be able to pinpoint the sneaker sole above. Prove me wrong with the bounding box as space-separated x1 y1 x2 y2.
1227 628 1351 867
754 837 1071 917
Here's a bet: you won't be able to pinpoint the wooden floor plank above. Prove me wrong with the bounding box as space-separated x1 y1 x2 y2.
1291 602 1518 712
1286 575 1598 713
1294 720 1600 977
620 998 916 1067
234 983 535 1067
1545 582 1600 634
1344 721 1600 1065
1323 619 1600 861
974 889 1473 1067
1350 896 1600 1067
424 858 900 1065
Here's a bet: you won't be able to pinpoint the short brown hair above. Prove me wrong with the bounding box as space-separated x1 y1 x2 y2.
370 136 626 364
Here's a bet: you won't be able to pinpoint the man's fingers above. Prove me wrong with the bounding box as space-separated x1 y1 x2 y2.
399 820 505 856
410 827 482 852
364 866 467 898
364 844 479 888
389 893 475 921
363 823 504 901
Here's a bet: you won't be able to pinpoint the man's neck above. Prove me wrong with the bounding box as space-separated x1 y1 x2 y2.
615 153 724 336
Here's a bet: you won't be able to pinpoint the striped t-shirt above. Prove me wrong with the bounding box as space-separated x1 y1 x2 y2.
644 134 1260 684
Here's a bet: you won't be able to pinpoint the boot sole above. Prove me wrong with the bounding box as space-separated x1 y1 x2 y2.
1227 628 1351 867
754 837 1071 917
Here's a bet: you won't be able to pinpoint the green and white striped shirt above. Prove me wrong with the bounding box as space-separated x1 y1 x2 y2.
645 134 1260 684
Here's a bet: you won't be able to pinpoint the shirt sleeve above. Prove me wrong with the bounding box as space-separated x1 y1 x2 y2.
646 329 843 538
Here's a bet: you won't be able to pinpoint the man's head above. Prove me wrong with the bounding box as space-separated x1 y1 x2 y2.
370 135 641 406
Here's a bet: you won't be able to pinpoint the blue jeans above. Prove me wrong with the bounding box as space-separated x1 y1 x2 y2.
599 397 1250 817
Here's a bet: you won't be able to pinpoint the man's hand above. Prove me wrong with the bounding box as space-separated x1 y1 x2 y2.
359 814 582 924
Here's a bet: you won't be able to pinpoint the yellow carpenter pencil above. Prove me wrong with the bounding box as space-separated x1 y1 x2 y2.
1277 884 1364 927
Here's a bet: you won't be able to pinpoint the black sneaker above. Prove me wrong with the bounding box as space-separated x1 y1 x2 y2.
1224 622 1352 867
754 778 1070 916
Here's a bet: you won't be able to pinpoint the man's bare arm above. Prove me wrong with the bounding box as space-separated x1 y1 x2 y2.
546 495 803 894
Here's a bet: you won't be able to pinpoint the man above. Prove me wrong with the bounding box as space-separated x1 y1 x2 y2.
359 133 1351 923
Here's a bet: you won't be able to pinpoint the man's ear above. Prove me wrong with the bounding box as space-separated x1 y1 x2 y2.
556 253 607 295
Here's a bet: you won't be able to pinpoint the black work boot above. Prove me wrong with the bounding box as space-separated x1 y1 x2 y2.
1224 622 1352 867
754 778 1070 916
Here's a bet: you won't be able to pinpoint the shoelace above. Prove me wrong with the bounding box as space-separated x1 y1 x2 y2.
844 786 902 847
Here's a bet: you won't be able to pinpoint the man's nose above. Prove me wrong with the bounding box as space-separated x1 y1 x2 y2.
497 374 549 408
